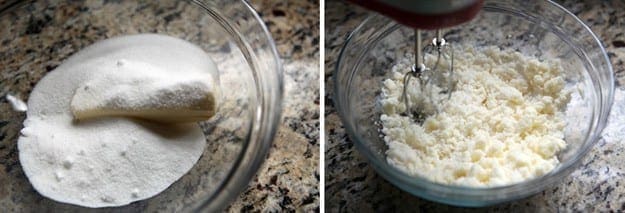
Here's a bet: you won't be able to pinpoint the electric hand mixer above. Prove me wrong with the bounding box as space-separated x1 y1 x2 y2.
348 0 484 118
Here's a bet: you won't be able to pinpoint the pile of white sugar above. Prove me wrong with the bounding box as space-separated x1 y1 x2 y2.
18 34 219 207
379 46 571 187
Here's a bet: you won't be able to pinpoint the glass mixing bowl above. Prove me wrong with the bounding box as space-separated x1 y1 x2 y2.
0 0 281 211
335 0 613 207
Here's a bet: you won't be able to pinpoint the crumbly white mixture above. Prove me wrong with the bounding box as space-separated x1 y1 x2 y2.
379 46 571 187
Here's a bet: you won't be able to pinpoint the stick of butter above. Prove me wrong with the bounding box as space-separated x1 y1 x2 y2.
70 59 219 123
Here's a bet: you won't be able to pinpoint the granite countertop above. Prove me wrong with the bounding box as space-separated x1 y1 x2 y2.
229 0 319 212
325 0 625 211
0 0 318 212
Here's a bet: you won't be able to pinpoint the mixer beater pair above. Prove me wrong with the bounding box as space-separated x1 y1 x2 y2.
344 0 482 120
400 29 455 119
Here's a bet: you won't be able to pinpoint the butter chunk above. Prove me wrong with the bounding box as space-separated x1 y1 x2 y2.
70 60 219 123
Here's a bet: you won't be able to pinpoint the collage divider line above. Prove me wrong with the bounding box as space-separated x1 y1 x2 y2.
319 0 326 211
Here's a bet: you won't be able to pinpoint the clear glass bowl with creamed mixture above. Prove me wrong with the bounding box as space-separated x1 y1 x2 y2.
335 0 613 207
0 0 281 212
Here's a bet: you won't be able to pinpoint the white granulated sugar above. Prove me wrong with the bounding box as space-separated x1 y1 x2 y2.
18 34 218 207
6 94 28 112
379 46 571 187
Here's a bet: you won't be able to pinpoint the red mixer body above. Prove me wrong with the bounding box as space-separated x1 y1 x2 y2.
347 0 484 29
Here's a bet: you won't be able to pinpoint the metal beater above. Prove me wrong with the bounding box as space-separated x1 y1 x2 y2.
346 0 483 119
400 29 454 118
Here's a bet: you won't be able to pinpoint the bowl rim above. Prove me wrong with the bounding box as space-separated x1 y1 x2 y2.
334 0 614 206
190 0 283 212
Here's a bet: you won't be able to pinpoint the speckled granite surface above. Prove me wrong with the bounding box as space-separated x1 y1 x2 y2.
325 0 625 212
0 0 318 212
229 1 319 212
